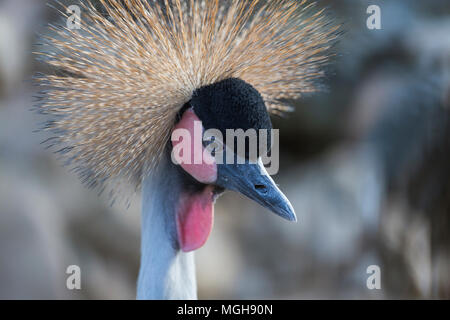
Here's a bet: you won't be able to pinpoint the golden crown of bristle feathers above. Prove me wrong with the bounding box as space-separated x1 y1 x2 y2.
35 0 338 198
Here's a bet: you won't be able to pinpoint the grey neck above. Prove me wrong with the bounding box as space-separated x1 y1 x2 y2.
137 156 197 300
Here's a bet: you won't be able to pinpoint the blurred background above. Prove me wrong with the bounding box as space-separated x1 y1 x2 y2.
0 0 449 299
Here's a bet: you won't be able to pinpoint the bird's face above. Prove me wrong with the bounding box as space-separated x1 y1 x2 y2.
170 78 296 252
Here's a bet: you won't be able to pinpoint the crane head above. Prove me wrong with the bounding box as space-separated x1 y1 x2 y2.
36 0 338 253
171 78 296 252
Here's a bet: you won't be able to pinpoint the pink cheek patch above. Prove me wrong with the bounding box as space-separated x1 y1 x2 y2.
172 108 217 184
176 186 215 252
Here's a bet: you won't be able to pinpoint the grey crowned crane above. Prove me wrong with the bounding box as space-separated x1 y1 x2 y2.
36 0 337 299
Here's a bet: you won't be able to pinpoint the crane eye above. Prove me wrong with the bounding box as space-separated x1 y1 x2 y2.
203 134 225 158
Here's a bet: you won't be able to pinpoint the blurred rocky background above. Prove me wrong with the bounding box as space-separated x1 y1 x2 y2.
0 0 449 299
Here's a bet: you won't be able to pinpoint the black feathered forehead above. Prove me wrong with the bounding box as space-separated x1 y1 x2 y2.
191 78 272 134
189 78 273 158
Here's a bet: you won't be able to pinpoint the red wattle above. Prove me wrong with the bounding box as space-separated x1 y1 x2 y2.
176 186 215 252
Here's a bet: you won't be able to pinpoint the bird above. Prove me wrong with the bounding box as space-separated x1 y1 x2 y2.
35 0 338 299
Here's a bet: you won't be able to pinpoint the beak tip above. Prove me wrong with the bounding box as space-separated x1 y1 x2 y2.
283 202 297 222
265 193 297 223
286 210 297 223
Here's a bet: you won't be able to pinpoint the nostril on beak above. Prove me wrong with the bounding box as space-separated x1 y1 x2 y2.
254 184 267 193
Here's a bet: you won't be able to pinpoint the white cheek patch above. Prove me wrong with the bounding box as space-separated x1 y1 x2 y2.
171 108 218 184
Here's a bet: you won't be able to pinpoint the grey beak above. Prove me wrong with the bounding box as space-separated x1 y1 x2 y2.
216 159 297 222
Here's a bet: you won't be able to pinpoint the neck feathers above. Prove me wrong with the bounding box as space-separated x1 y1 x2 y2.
137 154 197 300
